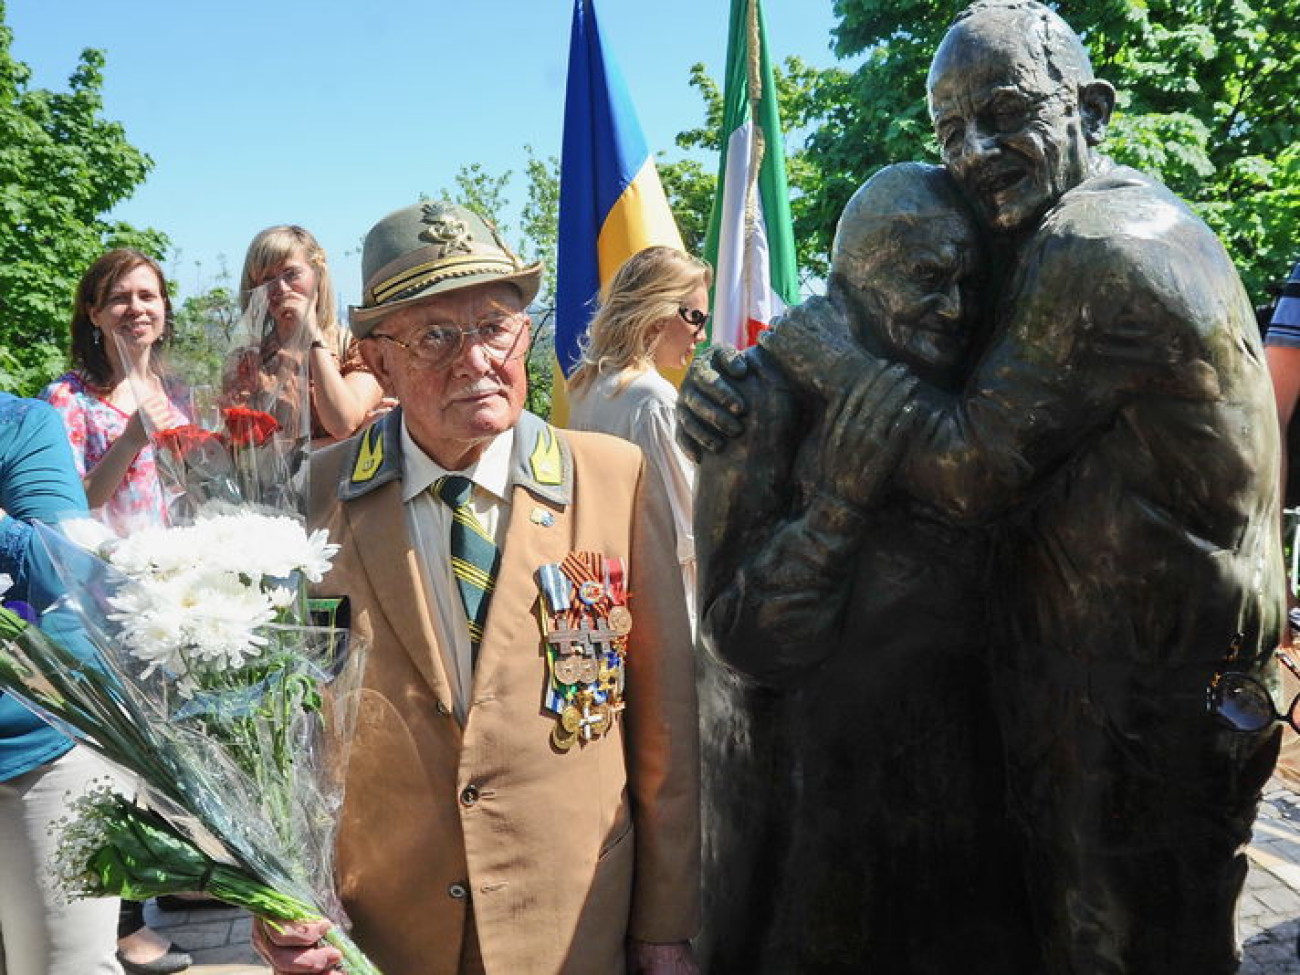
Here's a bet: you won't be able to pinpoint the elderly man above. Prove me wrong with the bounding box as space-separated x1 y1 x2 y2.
686 1 1284 971
256 201 699 975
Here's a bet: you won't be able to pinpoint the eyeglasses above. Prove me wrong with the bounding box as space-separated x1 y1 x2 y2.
678 307 709 331
1207 648 1300 734
254 264 310 291
371 312 530 369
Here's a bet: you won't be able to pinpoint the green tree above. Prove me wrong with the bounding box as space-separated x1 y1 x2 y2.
805 0 1300 298
0 0 168 394
167 269 242 393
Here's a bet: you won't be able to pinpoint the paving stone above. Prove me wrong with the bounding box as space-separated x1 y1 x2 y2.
150 777 1300 974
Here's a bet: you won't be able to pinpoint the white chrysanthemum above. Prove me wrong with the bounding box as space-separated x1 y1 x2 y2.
181 575 275 668
110 569 276 683
266 587 295 610
226 515 338 582
114 511 338 585
100 507 338 694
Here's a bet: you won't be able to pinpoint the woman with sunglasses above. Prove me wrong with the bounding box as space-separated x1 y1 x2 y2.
568 246 712 628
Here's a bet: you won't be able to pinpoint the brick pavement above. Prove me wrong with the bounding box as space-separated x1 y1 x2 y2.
1241 783 1300 974
146 898 266 975
161 779 1300 975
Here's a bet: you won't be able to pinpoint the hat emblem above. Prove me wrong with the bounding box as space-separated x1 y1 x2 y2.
419 203 473 254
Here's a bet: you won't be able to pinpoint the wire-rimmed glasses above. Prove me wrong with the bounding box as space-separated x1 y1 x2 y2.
372 312 530 370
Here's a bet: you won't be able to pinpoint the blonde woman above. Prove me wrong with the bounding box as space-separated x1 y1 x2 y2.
239 225 390 444
568 246 711 627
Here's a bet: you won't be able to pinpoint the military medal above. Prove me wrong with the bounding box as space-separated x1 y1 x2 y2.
551 724 576 752
535 551 632 751
608 606 632 635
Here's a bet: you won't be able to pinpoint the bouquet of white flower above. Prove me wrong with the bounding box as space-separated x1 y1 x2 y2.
0 509 381 974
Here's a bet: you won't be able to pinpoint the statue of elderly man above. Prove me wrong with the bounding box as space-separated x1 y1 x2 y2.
685 2 1285 972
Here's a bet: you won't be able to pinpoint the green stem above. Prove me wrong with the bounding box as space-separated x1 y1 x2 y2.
322 927 384 975
203 866 383 975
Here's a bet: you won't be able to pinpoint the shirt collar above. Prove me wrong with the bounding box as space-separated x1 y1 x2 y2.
399 419 515 504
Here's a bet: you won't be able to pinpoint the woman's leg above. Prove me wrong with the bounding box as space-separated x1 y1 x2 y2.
0 747 121 975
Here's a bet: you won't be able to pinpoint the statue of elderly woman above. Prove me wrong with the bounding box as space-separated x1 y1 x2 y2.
685 2 1284 972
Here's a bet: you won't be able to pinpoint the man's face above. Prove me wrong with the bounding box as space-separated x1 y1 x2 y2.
839 212 980 382
362 282 529 470
929 29 1093 236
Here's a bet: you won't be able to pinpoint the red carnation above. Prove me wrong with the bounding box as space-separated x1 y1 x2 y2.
155 424 225 461
223 408 280 447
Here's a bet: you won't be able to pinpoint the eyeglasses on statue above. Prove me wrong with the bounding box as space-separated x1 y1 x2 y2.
1207 649 1300 735
371 312 530 369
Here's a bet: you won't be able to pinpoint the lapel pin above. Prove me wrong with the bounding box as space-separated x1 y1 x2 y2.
531 507 555 527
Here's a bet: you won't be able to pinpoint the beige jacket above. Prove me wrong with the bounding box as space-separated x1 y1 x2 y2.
310 410 700 975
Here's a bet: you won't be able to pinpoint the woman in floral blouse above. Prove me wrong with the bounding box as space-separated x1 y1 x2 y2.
39 250 194 973
40 249 187 537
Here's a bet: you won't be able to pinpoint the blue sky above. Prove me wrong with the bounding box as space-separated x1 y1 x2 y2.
8 0 850 308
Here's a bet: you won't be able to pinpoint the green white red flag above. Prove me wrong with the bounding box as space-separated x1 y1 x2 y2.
704 0 801 349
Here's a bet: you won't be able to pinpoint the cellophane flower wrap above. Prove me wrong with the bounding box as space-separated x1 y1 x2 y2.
130 281 314 521
0 511 382 974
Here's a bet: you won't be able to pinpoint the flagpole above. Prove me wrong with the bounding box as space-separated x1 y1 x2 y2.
741 0 765 336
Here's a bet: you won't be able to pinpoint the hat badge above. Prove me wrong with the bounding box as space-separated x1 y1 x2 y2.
419 203 473 255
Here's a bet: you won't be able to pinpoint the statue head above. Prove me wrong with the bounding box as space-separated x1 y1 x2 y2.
927 0 1116 237
831 162 983 387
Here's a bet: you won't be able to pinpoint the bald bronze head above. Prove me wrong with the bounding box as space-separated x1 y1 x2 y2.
927 0 1115 237
831 162 983 387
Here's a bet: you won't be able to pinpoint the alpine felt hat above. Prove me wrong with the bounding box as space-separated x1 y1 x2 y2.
349 200 543 335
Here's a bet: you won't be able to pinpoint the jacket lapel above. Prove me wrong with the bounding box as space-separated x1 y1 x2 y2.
336 412 456 710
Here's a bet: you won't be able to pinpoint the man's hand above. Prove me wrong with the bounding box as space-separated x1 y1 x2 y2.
758 294 871 400
251 917 341 974
627 939 700 974
677 344 751 460
818 363 921 510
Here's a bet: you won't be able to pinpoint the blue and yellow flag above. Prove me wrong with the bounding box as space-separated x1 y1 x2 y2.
554 0 683 419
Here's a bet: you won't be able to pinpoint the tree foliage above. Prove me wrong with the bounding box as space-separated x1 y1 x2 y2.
0 0 168 394
803 0 1300 298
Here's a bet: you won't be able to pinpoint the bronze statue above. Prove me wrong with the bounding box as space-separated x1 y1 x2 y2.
685 2 1285 972
695 161 1032 973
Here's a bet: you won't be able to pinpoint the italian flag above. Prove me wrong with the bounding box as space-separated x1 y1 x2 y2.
704 0 801 350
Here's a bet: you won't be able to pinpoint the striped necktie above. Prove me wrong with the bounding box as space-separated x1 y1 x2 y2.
434 475 501 656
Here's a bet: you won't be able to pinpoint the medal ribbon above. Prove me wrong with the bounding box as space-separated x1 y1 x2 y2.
605 557 627 606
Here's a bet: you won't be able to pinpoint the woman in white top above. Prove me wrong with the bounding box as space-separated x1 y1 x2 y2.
567 246 711 628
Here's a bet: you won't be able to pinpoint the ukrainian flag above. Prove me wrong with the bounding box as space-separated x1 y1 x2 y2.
553 0 683 421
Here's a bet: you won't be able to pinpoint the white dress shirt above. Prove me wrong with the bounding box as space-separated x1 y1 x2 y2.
400 421 515 721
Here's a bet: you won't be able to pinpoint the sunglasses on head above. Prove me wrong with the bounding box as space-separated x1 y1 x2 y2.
678 307 709 330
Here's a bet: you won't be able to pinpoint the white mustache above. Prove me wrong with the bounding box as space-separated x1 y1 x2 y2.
452 381 505 398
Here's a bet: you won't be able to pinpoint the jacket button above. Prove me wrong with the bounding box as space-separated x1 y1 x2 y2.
460 784 480 806
448 883 468 900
